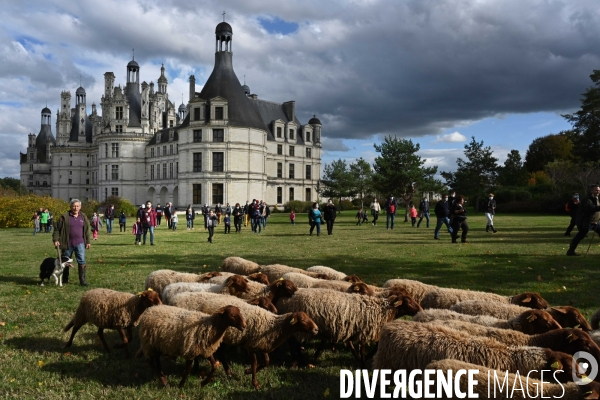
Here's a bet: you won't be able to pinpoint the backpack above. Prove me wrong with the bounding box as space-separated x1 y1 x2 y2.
389 204 396 214
565 202 570 212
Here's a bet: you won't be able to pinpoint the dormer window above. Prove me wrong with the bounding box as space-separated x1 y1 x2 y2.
215 107 223 120
289 129 295 140
306 131 311 142
277 127 282 138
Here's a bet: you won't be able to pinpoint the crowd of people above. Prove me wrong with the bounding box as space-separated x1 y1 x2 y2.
31 208 53 235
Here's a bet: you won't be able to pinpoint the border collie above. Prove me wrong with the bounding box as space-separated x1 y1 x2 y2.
39 256 73 287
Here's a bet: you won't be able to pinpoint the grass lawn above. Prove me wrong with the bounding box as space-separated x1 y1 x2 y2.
0 210 598 399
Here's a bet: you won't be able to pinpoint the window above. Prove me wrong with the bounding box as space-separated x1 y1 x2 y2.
104 188 108 201
289 164 295 179
277 162 282 178
150 165 154 180
193 130 202 142
289 187 294 201
104 165 108 180
169 120 173 128
289 129 295 140
29 152 34 160
212 183 224 204
111 143 119 157
70 161 72 166
111 165 119 180
112 188 119 197
194 107 200 120
305 188 311 201
176 162 178 176
156 164 160 179
277 144 283 155
276 127 282 138
306 148 312 158
69 171 72 175
86 179 89 185
213 152 224 172
36 181 40 186
116 106 123 119
169 163 173 179
163 164 167 179
115 125 123 133
277 187 282 204
163 146 166 156
157 147 160 157
105 144 108 158
151 148 154 157
305 165 311 180
193 153 202 172
306 132 311 142
213 129 224 142
170 145 173 155
29 164 33 171
289 146 295 157
86 161 89 167
43 181 47 187
68 179 71 185
193 184 202 204
215 106 223 120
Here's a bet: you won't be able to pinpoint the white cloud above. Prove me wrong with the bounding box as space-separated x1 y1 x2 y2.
435 131 467 143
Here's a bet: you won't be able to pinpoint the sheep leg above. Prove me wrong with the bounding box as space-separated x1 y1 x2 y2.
178 359 193 388
360 341 366 369
245 351 269 375
114 328 131 358
64 324 81 348
97 328 111 353
250 352 261 390
214 346 232 377
365 342 378 360
126 326 133 342
313 338 328 362
287 337 304 368
347 340 361 361
200 355 218 386
147 354 168 387
263 352 270 368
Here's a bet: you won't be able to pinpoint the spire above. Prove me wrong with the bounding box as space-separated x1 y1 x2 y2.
132 48 135 61
223 10 226 22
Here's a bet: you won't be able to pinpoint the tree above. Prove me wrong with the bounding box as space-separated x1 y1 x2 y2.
524 134 573 173
319 159 355 213
563 70 600 163
497 150 528 186
372 136 441 221
441 137 498 211
349 158 373 210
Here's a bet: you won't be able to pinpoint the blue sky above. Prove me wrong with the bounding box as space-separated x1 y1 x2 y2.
0 0 598 179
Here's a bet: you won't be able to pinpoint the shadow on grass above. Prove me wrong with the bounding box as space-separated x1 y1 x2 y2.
4 336 98 354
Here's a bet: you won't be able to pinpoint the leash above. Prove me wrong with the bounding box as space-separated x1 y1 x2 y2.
56 245 61 261
585 225 596 257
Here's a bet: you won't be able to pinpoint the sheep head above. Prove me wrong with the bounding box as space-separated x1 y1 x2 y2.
559 329 600 362
311 273 333 280
247 297 278 313
520 310 562 334
137 289 163 310
389 294 423 318
198 271 222 282
288 312 318 336
511 292 549 309
544 349 582 383
215 305 246 331
384 287 412 298
347 283 375 296
225 275 250 295
343 275 362 283
549 306 592 332
247 272 270 285
580 381 600 399
269 279 298 302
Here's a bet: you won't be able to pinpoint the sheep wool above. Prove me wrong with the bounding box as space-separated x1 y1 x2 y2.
259 264 326 283
421 288 548 310
372 320 575 382
144 269 223 295
381 279 437 303
425 359 600 400
306 266 347 280
220 256 261 275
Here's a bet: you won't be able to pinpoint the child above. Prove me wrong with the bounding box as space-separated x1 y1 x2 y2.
32 214 40 236
290 210 296 225
362 210 369 224
171 212 179 231
119 211 127 232
356 208 364 226
91 212 102 240
224 214 231 234
206 209 217 243
410 204 418 227
133 217 143 245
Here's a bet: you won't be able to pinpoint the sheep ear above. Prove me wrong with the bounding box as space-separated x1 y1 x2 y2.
276 280 283 287
574 324 581 329
226 278 233 287
526 314 537 321
147 288 153 292
393 299 403 307
551 307 567 314
521 296 532 303
566 333 576 343
290 317 297 325
550 361 562 369
353 286 360 292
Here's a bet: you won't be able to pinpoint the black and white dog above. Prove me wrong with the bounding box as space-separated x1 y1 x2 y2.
39 256 73 287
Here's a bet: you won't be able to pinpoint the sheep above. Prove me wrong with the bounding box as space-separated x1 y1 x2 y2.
235 278 299 303
425 359 600 400
306 265 347 280
421 288 549 310
138 304 246 388
247 272 270 285
161 275 249 305
282 273 388 295
144 269 224 296
259 264 330 283
169 291 318 389
592 308 600 330
381 279 438 302
208 272 269 286
220 256 261 275
346 282 411 298
275 289 423 366
413 308 562 334
591 330 600 347
424 319 600 359
372 320 579 383
451 301 592 331
63 288 162 355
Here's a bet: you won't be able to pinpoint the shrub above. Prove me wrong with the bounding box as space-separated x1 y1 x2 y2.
98 196 138 217
81 200 99 218
283 200 314 213
0 194 69 228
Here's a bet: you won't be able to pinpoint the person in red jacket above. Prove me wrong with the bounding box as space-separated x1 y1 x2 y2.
141 200 157 245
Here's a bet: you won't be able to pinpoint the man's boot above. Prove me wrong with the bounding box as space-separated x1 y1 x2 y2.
492 226 497 233
486 225 489 232
63 264 70 284
78 264 89 286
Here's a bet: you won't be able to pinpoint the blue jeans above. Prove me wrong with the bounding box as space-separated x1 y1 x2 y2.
568 224 600 254
261 216 267 228
386 213 395 229
63 242 86 265
253 218 262 233
106 219 113 233
310 221 321 235
187 220 192 229
417 212 430 228
33 227 39 236
434 217 453 239
143 226 155 244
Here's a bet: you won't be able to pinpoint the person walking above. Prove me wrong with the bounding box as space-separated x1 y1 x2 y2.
186 205 194 230
206 209 217 243
370 198 381 226
141 200 157 245
409 205 418 227
564 193 580 236
450 195 469 244
309 203 322 236
567 184 600 256
417 198 430 228
164 202 172 229
32 213 40 236
40 209 49 233
290 209 296 225
243 201 250 227
90 212 102 240
105 204 115 234
133 217 143 245
171 211 178 231
384 195 398 230
202 203 209 230
52 199 90 286
252 201 262 234
433 195 453 240
119 211 127 232
215 203 223 225
232 203 243 233
224 213 231 234
225 203 232 218
448 191 456 208
355 208 364 226
484 193 497 233
262 202 270 229
323 199 337 235
46 212 53 233
155 204 163 226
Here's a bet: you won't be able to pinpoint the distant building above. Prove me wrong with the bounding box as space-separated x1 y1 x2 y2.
20 20 322 208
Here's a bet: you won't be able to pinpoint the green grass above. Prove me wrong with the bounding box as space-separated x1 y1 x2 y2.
0 211 598 399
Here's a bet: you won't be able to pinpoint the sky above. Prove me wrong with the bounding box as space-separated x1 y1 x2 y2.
1 0 597 179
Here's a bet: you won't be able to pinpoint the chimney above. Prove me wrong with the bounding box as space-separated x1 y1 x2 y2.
283 101 295 122
189 75 196 102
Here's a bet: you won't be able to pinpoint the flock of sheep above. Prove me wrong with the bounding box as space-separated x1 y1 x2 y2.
61 256 600 398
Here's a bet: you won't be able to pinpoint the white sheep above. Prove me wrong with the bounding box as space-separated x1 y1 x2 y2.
220 256 261 275
306 265 347 280
144 269 224 296
161 275 249 305
420 288 549 310
259 264 330 283
381 279 437 302
138 304 246 388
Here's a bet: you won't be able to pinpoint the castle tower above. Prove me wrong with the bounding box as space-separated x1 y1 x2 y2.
75 86 87 139
57 91 72 145
158 64 168 94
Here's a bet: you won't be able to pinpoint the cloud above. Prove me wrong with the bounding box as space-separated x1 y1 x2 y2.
321 137 349 152
436 131 467 143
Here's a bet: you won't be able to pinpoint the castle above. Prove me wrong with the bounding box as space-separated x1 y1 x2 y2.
20 20 322 208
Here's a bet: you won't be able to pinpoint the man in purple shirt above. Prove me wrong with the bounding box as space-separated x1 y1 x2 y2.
52 199 91 286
